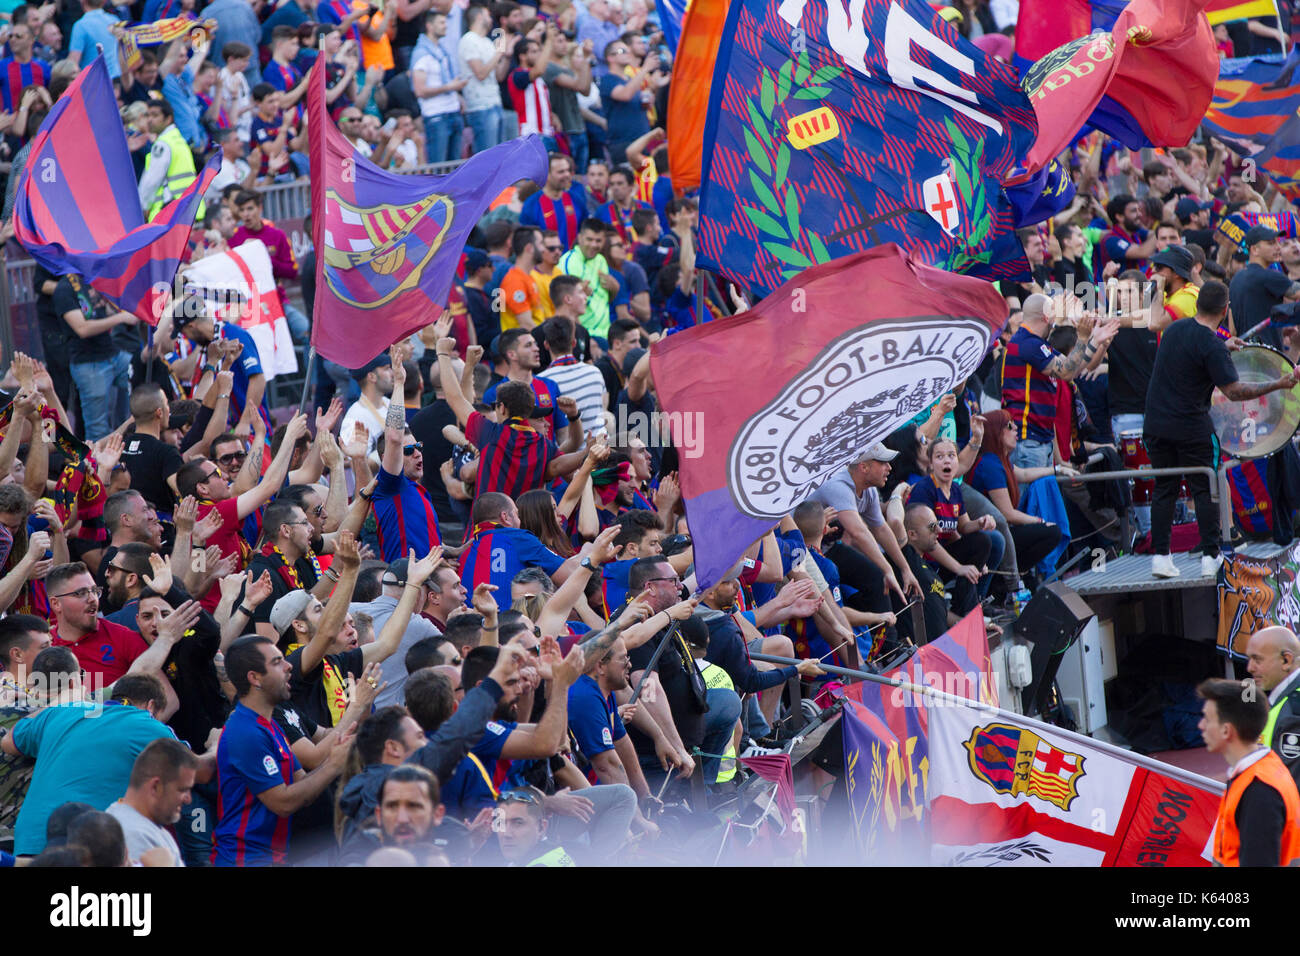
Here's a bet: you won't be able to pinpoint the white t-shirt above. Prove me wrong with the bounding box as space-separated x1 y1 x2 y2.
413 52 460 118
539 361 608 437
458 31 502 112
220 67 252 144
106 800 183 866
340 395 390 458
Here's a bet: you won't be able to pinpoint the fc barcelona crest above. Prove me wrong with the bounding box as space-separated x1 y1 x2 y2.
964 722 1085 811
322 190 454 309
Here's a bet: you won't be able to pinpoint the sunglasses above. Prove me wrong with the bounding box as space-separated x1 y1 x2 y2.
611 46 628 54
544 244 562 252
403 442 423 456
201 469 221 482
498 788 541 806
218 451 247 465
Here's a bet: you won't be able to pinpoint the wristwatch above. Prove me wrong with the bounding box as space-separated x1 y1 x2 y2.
580 556 601 572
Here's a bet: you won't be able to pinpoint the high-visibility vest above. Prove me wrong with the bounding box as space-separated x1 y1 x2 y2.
699 661 737 784
146 124 204 221
1262 679 1300 749
1213 750 1300 867
526 845 576 867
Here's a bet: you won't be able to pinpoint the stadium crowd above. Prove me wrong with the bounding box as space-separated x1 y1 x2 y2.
0 0 1299 868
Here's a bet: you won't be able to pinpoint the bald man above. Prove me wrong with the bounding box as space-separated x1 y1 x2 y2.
1247 625 1300 787
999 294 1119 470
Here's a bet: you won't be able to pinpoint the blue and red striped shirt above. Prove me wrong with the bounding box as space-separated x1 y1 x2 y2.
458 521 565 594
372 465 442 562
1000 327 1061 444
0 57 51 113
466 411 557 502
520 184 589 250
482 376 569 441
907 476 965 545
213 702 301 867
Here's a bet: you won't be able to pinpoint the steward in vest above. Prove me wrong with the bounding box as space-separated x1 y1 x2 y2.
1198 678 1300 867
495 786 576 867
138 99 204 222
683 616 737 784
1245 626 1300 788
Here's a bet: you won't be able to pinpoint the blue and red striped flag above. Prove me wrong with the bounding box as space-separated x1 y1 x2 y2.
307 57 548 366
13 57 217 324
1203 50 1300 202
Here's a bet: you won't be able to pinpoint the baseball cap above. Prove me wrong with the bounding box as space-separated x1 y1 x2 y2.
1174 197 1213 222
464 248 490 273
852 443 899 464
622 347 647 378
1150 245 1195 281
350 353 389 381
1245 225 1280 248
269 589 314 638
381 558 416 588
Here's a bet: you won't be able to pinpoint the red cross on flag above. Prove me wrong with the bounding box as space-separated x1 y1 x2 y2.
1034 742 1081 781
922 173 960 237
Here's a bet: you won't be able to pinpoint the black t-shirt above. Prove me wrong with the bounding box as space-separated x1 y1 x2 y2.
163 607 230 751
1051 257 1091 295
32 264 67 342
246 553 319 626
596 356 622 404
53 276 119 364
274 701 319 747
618 604 705 752
1235 776 1289 866
393 8 427 49
410 399 458 526
532 322 593 370
1183 227 1215 256
288 645 366 730
1107 327 1159 416
1143 318 1239 440
120 432 183 513
465 285 497 346
1230 262 1294 349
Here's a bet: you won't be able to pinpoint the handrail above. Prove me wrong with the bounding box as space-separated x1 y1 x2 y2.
1056 463 1234 548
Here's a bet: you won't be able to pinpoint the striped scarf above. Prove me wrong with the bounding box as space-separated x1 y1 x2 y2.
122 17 216 71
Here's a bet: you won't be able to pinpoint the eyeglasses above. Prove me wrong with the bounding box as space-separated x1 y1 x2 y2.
54 586 102 601
402 443 423 456
924 522 939 532
646 576 679 585
218 451 247 465
284 520 311 527
200 469 221 482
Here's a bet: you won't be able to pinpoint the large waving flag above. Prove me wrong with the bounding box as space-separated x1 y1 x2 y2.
657 0 692 54
1203 50 1300 201
1018 0 1218 175
694 0 1037 298
13 57 217 324
307 59 547 366
649 244 1007 588
927 696 1221 866
665 0 729 195
1014 0 1130 63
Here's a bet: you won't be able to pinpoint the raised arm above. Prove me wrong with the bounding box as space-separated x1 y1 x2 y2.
236 413 309 520
361 545 443 666
436 336 475 425
298 531 361 677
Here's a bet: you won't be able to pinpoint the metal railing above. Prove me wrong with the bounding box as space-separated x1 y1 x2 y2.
1055 463 1234 548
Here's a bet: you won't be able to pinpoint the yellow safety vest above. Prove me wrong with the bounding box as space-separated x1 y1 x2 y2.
1263 680 1300 748
526 845 576 867
146 125 204 221
700 661 737 784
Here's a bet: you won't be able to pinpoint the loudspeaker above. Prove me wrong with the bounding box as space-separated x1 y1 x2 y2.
1013 581 1094 716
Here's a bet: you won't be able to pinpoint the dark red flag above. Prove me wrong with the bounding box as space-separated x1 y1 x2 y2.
648 244 1007 588
1019 0 1218 176
738 753 797 826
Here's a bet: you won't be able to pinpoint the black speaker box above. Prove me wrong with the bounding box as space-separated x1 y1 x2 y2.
1012 581 1094 716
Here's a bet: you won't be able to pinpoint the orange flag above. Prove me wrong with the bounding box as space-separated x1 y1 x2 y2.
665 0 730 195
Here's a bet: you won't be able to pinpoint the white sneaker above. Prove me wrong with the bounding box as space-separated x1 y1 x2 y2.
1152 554 1180 578
1201 554 1224 577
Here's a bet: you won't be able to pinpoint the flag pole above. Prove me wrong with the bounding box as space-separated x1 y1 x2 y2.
628 620 683 706
299 346 316 413
144 326 154 384
749 652 1226 794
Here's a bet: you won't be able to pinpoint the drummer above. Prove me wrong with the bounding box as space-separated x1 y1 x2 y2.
1145 279 1300 580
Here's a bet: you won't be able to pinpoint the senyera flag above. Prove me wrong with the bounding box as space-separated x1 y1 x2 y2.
695 0 1037 299
13 56 217 325
649 244 1007 588
927 696 1220 866
307 58 548 367
1017 0 1218 176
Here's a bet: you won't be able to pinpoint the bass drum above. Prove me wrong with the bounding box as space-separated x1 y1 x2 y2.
1211 344 1300 460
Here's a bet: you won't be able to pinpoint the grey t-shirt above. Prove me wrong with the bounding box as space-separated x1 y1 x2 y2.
544 62 584 133
349 594 442 708
809 467 884 527
107 800 183 866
